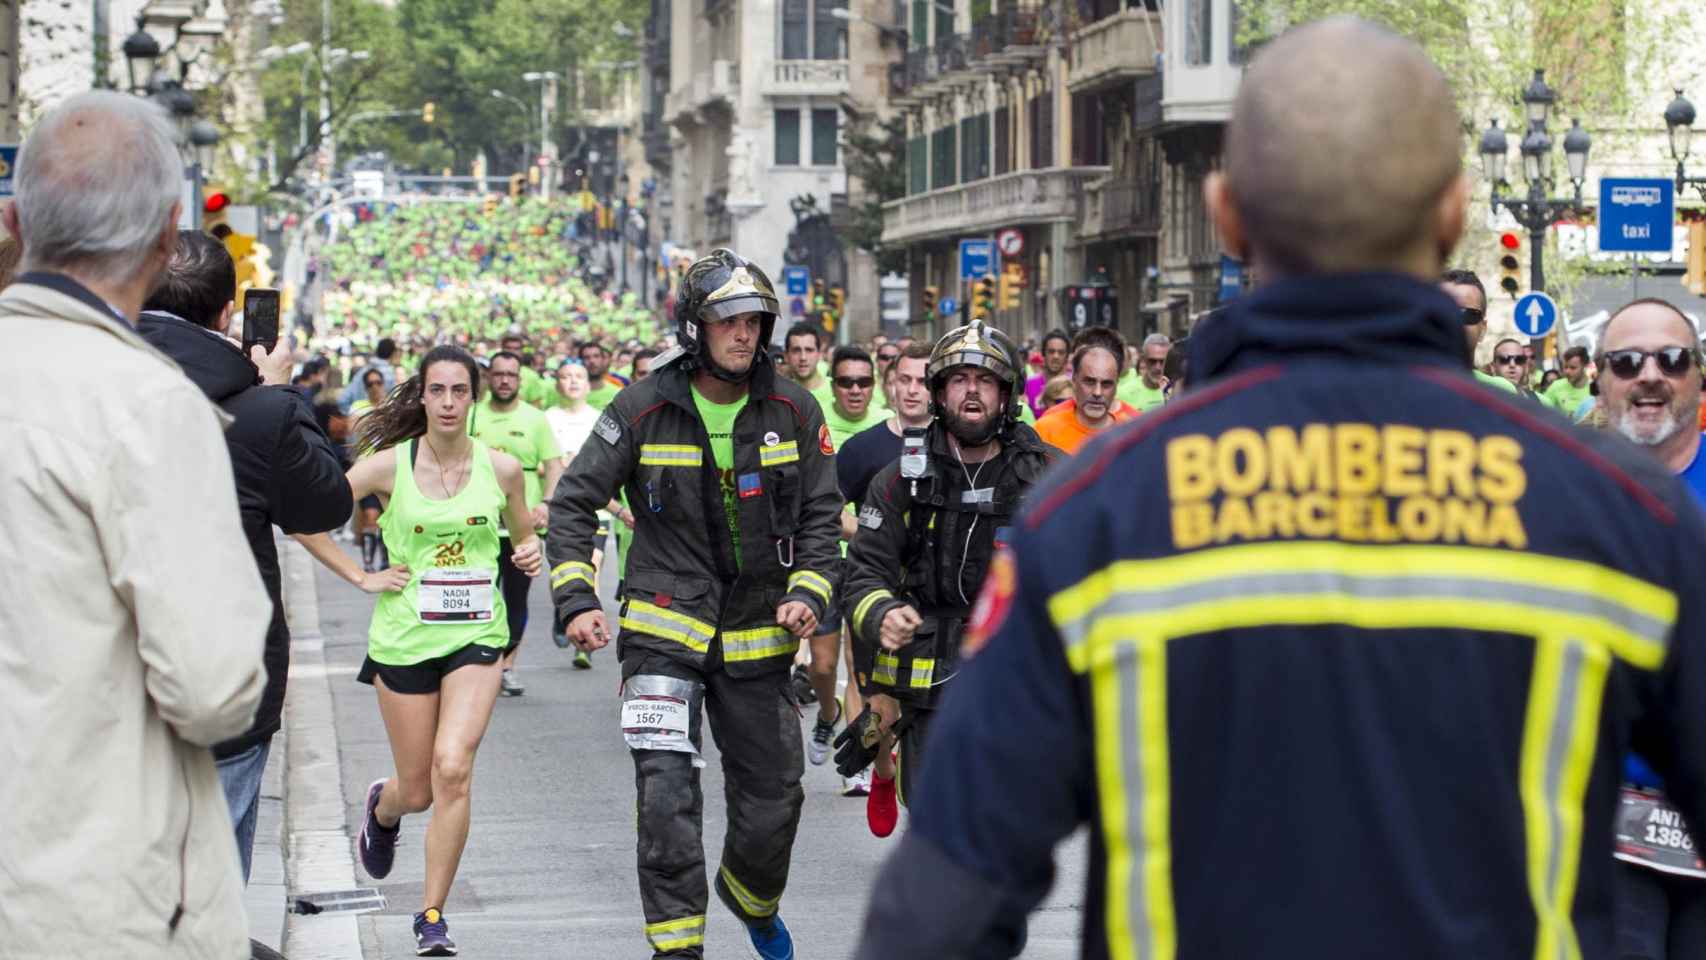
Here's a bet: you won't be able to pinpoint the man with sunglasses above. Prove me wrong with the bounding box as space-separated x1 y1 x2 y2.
1441 268 1519 394
1489 337 1538 396
1116 333 1172 413
1596 297 1706 957
1543 346 1593 420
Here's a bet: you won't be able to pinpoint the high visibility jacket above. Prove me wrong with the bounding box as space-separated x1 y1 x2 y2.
854 273 1706 960
841 421 1057 707
546 357 841 676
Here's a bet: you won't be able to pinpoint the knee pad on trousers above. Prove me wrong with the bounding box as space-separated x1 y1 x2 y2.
622 673 705 764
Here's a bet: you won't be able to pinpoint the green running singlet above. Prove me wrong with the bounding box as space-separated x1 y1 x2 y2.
369 439 511 665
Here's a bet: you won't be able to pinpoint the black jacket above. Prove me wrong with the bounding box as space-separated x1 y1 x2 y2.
138 312 352 757
547 357 841 676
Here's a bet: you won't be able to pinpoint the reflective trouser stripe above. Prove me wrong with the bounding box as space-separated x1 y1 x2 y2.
758 441 799 467
872 653 933 689
550 560 596 589
788 569 833 606
909 657 934 688
620 600 716 653
639 443 703 467
852 589 893 636
873 652 899 686
722 626 795 662
718 865 779 919
645 915 706 952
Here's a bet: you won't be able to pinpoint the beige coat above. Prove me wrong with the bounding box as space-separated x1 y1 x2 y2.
0 279 271 959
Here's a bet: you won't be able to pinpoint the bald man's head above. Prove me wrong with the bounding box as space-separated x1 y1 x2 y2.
1207 17 1467 279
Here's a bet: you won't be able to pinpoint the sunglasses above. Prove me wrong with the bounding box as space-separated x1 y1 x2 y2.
1460 307 1486 326
1494 353 1527 366
877 352 900 362
834 376 876 390
1603 347 1699 380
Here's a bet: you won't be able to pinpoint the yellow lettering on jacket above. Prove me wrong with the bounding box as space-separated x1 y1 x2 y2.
1163 424 1528 549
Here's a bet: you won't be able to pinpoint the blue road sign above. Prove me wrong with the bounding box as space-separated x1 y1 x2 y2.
0 145 18 198
782 266 810 296
1513 291 1558 338
939 297 959 316
959 239 993 280
789 297 806 317
1599 178 1673 253
1218 255 1244 303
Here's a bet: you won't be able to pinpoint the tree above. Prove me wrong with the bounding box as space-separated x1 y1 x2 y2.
840 103 909 276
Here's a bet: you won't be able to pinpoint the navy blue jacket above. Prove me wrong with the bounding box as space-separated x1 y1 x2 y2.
855 274 1706 960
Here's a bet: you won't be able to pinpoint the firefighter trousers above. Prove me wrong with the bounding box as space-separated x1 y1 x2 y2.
622 650 805 959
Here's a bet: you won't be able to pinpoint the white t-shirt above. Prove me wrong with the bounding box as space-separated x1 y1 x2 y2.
546 404 602 461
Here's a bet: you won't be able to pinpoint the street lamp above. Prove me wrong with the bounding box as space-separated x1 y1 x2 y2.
122 23 162 94
1663 89 1706 201
1478 67 1590 309
189 119 220 171
522 71 561 199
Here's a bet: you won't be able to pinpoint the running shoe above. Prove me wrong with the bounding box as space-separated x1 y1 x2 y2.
790 664 816 705
500 669 525 697
357 778 399 880
572 650 592 670
867 771 899 838
807 700 842 766
745 915 795 960
413 908 457 957
841 767 871 797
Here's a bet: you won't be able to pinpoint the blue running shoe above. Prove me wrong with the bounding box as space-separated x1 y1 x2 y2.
746 915 794 960
358 778 399 880
412 908 456 956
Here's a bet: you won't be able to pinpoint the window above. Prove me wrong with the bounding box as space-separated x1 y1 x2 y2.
931 125 957 190
782 0 847 59
908 135 928 194
811 109 839 165
775 110 801 165
911 0 929 48
1029 92 1054 169
1185 0 1212 65
960 113 989 182
994 106 1011 175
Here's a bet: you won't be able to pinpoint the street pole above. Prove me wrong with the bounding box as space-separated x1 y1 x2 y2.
319 0 332 180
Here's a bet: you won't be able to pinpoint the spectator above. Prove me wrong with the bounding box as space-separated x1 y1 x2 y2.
138 229 354 883
340 335 398 410
293 354 332 400
0 91 270 957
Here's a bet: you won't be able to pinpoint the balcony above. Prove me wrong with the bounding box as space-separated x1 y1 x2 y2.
881 165 1109 245
1080 175 1160 239
983 4 1048 66
1066 8 1161 95
665 59 739 128
760 59 850 99
1132 73 1163 131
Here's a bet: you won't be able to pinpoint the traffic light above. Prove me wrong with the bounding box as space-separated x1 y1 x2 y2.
483 193 499 216
829 285 845 315
972 277 995 318
422 101 435 124
998 263 1024 309
921 285 939 319
508 173 526 200
1497 231 1523 297
202 189 231 238
1686 222 1706 297
820 309 837 334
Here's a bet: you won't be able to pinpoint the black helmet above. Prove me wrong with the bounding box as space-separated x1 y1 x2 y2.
927 319 1026 431
673 248 780 382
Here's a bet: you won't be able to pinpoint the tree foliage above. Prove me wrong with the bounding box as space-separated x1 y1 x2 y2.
839 103 909 275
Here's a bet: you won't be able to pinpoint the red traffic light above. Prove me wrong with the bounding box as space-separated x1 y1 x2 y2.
1499 231 1520 250
204 192 229 214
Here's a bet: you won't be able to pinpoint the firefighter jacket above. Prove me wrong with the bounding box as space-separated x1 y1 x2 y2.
853 272 1706 960
841 420 1058 707
546 358 842 677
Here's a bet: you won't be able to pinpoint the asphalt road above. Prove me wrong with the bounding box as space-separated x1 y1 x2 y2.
308 541 1087 958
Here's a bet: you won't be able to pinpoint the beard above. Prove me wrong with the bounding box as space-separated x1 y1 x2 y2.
942 405 1001 447
1611 390 1689 448
492 384 518 403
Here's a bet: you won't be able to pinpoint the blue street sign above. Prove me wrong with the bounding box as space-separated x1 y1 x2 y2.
782 266 810 296
1218 255 1244 303
939 297 959 316
789 297 806 317
0 145 17 197
959 239 993 280
1598 178 1674 253
1513 291 1558 338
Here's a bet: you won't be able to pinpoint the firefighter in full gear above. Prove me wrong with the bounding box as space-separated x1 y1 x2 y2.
546 248 841 960
835 320 1061 813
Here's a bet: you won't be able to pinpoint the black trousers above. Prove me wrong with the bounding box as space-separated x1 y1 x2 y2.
623 650 805 959
894 705 935 809
1616 861 1706 958
496 537 531 654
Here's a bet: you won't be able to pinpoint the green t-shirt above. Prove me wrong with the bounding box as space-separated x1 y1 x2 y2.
469 398 561 510
1543 377 1591 417
586 378 622 411
692 384 748 565
1473 369 1520 394
1117 369 1167 412
822 400 882 451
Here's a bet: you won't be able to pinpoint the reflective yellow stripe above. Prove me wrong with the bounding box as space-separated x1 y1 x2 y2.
645 915 706 952
909 657 934 688
718 865 779 918
619 599 715 653
550 560 596 590
722 626 796 662
853 589 893 636
759 441 800 467
639 443 703 467
788 569 833 606
873 652 899 686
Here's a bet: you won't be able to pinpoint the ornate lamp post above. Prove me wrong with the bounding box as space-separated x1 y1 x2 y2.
1478 69 1592 299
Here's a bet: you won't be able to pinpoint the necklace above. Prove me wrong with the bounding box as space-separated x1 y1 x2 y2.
422 436 470 499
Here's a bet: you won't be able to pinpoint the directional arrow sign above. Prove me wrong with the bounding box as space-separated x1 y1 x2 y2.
1513 291 1558 338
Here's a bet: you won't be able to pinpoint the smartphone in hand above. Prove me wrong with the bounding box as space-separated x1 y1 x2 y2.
242 288 281 355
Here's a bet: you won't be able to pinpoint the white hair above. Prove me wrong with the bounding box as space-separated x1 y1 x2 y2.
15 91 182 283
1142 333 1172 351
